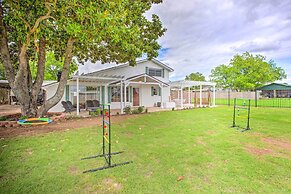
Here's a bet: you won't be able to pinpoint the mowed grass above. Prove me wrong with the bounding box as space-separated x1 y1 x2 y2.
216 98 291 108
0 107 291 193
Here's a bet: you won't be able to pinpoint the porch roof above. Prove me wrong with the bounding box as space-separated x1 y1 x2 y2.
110 73 169 86
169 80 216 89
69 75 123 85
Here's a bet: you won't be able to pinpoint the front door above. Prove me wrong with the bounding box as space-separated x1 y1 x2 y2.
133 88 140 106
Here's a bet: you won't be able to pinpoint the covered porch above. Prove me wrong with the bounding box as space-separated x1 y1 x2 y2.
169 80 216 108
68 73 169 115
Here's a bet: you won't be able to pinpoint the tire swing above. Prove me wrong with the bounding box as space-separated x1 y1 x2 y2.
18 118 53 125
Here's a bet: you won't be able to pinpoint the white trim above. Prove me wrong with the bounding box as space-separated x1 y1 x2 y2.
200 85 202 107
82 58 174 77
120 81 124 113
170 80 216 88
76 76 80 115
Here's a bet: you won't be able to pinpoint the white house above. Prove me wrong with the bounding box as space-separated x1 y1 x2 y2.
62 58 175 114
3 58 217 114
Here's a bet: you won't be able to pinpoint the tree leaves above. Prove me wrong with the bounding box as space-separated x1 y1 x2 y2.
185 72 206 81
210 52 287 90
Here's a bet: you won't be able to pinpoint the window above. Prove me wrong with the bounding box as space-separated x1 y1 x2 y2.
110 86 130 102
148 68 162 77
151 86 161 96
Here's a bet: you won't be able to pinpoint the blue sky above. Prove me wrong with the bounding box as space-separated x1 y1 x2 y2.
148 0 291 83
80 0 291 83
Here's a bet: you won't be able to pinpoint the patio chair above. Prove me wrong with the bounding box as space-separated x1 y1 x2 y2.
61 101 70 113
66 101 78 112
85 100 99 111
92 100 100 108
62 101 76 113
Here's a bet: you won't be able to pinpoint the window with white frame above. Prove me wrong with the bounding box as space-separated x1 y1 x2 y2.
110 86 130 102
151 86 161 96
148 68 162 77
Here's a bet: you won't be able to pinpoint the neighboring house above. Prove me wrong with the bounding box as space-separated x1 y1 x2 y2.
256 83 291 98
1 80 64 112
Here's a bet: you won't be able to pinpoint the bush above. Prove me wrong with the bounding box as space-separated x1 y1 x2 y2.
0 116 7 121
123 106 131 114
95 109 101 116
19 115 28 120
137 106 144 113
131 109 140 114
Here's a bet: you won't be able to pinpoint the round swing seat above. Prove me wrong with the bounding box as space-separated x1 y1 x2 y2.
18 117 53 125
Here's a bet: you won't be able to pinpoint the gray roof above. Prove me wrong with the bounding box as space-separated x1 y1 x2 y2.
83 58 174 77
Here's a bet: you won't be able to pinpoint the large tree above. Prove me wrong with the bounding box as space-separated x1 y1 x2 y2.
185 72 206 81
30 51 78 80
0 0 165 116
210 52 286 90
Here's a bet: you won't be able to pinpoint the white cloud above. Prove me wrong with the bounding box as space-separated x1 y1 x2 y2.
147 0 291 82
79 0 291 84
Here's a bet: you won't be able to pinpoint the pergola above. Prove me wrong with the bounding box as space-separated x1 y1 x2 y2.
70 74 123 115
169 80 216 108
70 73 169 115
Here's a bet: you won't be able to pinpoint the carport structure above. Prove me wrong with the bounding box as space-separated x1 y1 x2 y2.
169 80 216 108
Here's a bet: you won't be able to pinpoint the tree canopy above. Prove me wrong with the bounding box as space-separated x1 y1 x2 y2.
30 52 78 80
0 0 165 116
185 72 206 81
210 52 286 90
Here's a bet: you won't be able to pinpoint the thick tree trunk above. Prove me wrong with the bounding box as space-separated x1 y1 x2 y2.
0 4 15 85
1 3 55 117
37 37 75 116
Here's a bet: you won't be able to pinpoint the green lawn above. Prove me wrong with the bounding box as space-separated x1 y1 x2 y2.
1 107 291 193
216 98 291 108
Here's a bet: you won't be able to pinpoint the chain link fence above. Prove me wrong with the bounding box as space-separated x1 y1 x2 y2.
216 89 291 108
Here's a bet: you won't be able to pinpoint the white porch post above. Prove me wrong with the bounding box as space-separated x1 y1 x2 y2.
181 87 183 108
76 76 80 115
160 84 163 108
120 81 124 113
104 84 108 104
99 86 102 102
199 84 202 107
124 83 127 107
188 87 190 104
213 85 216 106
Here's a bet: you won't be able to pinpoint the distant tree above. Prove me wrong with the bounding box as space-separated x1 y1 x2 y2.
30 52 78 80
210 52 287 90
185 72 206 81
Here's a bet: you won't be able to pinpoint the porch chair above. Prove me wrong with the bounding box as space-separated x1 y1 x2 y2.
61 101 76 113
67 101 78 112
92 100 100 108
85 100 100 111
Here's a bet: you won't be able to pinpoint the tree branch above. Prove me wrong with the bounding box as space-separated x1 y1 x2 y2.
32 37 46 102
0 3 15 85
38 37 75 116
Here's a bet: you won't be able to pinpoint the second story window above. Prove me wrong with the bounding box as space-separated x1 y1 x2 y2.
148 68 162 77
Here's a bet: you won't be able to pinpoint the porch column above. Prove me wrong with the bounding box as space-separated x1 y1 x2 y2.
199 84 202 107
120 81 124 114
76 76 80 115
188 87 190 104
104 85 108 104
181 87 183 108
99 86 102 103
213 85 216 106
160 85 163 108
124 83 127 107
